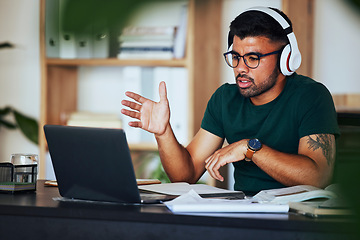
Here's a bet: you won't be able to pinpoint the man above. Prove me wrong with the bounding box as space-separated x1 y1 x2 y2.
121 7 339 195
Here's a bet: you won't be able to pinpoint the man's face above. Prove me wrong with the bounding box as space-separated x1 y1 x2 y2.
232 35 284 102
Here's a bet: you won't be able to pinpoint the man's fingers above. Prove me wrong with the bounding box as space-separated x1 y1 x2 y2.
121 100 142 112
205 157 224 182
125 91 148 104
128 121 143 128
158 81 168 102
211 162 224 182
121 109 141 120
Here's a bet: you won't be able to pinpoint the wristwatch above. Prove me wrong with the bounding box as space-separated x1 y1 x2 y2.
245 138 262 161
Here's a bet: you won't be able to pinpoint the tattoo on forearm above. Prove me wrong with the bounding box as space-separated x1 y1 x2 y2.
307 134 335 166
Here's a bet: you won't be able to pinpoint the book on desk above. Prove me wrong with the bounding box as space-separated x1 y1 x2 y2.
289 200 353 217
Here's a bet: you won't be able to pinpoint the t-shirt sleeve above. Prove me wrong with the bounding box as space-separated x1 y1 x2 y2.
297 82 340 138
201 85 226 138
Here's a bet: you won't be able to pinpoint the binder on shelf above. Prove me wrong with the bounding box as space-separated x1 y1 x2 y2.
75 25 93 59
92 19 109 58
45 0 60 58
59 0 76 59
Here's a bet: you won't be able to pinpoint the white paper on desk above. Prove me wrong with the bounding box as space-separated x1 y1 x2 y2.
165 190 289 213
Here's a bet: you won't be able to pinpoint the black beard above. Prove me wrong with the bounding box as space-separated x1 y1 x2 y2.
236 66 280 98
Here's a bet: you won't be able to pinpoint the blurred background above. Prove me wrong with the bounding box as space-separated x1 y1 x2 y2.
0 0 359 187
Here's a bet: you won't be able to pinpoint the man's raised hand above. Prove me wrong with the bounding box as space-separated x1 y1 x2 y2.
121 81 170 135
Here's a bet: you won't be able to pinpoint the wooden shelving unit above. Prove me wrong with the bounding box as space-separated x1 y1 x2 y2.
38 0 222 178
46 58 188 67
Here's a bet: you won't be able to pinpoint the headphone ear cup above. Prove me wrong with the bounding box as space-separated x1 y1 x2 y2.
279 44 293 76
288 49 301 72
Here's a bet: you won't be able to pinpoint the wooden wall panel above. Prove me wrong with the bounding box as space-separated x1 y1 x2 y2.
283 0 314 78
46 66 78 125
193 0 222 135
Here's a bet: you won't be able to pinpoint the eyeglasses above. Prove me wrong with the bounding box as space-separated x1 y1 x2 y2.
223 50 281 69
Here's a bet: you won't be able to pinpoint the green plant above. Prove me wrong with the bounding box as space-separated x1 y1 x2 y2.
0 106 39 145
134 152 170 183
150 159 170 183
0 42 13 49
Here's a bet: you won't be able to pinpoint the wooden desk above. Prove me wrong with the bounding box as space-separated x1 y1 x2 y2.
0 180 357 240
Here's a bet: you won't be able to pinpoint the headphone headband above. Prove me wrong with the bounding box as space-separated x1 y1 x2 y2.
245 7 290 30
228 7 302 76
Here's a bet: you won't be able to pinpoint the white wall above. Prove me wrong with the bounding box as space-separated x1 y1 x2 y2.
0 0 40 162
313 0 360 94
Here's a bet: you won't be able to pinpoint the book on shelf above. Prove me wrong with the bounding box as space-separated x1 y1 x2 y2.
66 112 122 129
120 40 175 48
121 26 176 36
117 26 176 60
117 51 174 60
253 184 339 204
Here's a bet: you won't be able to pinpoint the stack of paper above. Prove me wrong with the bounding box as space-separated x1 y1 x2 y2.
164 190 289 213
162 184 343 214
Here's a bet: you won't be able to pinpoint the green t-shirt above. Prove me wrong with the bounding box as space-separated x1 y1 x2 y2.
201 73 340 194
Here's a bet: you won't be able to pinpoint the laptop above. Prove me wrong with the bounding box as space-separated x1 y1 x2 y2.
44 125 173 204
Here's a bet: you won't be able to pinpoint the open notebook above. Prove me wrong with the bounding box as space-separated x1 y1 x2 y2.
44 125 173 204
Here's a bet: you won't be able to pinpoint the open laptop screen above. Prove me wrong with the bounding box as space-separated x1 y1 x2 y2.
44 125 141 203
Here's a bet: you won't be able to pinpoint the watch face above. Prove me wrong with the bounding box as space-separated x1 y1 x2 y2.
248 138 262 151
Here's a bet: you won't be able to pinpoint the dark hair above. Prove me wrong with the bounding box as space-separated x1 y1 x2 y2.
228 7 292 48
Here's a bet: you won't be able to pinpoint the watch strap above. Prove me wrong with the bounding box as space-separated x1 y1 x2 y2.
245 148 255 161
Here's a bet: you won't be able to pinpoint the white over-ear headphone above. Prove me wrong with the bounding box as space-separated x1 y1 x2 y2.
228 7 302 76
